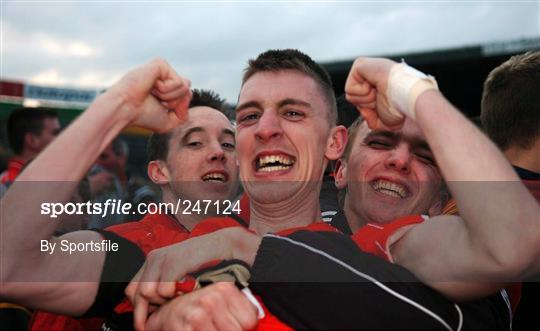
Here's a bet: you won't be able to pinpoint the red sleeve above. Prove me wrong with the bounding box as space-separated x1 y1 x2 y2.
238 194 251 224
29 313 102 331
189 217 245 238
351 215 425 261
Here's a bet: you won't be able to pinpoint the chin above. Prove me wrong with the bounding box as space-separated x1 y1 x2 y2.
365 208 406 225
246 181 300 204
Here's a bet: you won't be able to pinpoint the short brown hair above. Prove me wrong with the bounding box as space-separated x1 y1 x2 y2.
481 51 540 150
147 89 228 161
7 107 58 154
242 49 337 125
341 116 365 162
337 116 365 207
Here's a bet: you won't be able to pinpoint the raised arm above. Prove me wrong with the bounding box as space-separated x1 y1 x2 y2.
0 59 191 315
345 57 540 300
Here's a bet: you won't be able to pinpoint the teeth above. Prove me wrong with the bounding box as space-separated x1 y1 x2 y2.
202 173 226 182
258 165 290 172
258 154 294 169
372 180 407 198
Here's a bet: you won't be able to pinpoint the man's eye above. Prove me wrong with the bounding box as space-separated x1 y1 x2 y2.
416 153 435 165
284 110 304 118
187 141 202 147
367 140 392 149
222 142 235 149
238 113 260 124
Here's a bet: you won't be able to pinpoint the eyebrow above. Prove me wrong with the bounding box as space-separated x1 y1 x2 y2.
222 128 235 139
236 101 262 113
181 127 235 143
181 127 205 144
364 131 397 141
236 98 311 113
366 131 432 151
277 98 311 109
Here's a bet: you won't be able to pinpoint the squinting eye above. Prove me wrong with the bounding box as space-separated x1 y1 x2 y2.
222 142 235 149
367 140 392 149
285 110 302 116
416 154 435 165
187 141 202 147
238 113 260 124
284 110 304 119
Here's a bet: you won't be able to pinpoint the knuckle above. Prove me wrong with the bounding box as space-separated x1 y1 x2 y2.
124 285 134 298
157 283 173 298
185 308 205 325
151 57 167 66
198 293 217 310
353 57 365 66
139 285 155 299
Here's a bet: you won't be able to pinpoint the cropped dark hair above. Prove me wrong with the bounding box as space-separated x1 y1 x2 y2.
242 49 337 125
7 107 58 154
337 116 365 207
147 89 227 161
481 51 540 150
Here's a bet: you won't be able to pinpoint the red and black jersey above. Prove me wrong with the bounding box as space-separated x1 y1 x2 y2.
250 223 511 330
97 217 339 331
106 212 190 255
352 215 425 261
188 217 340 331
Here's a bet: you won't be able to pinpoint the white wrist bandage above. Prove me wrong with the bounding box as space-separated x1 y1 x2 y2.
387 62 438 120
242 287 265 319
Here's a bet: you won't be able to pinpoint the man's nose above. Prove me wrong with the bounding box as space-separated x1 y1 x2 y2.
208 143 226 162
255 111 283 142
384 144 412 174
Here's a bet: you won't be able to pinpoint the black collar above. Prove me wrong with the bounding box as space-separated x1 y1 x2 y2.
329 209 352 235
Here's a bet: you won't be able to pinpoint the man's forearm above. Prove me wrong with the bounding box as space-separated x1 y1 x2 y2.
1 59 191 314
414 90 540 277
229 228 262 266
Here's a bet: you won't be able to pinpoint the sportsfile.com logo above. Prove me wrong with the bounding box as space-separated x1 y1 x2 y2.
41 199 241 218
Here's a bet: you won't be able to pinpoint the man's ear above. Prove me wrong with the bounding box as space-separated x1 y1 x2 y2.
325 125 347 161
147 160 170 185
334 159 348 190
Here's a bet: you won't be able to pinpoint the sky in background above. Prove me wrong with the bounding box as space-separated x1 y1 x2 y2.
1 0 539 102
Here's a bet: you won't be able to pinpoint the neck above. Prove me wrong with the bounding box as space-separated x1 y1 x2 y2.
505 141 540 173
343 197 366 233
161 190 204 231
248 184 322 235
